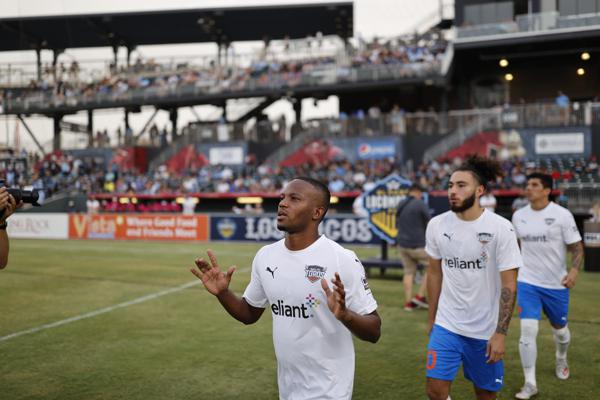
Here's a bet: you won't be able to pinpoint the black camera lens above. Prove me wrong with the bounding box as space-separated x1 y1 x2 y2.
7 188 40 207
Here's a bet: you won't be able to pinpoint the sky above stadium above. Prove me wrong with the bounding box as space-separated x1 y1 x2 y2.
1 0 444 38
0 0 450 151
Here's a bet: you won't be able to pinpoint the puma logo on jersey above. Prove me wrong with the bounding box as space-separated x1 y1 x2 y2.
266 266 278 279
443 233 453 241
495 378 503 384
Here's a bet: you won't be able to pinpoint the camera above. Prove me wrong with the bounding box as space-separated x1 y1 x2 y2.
0 180 41 207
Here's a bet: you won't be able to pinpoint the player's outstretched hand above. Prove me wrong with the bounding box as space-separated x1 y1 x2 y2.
486 332 506 363
321 272 349 322
190 249 236 296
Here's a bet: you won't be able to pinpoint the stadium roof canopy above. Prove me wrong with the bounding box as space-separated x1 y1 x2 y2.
0 2 353 52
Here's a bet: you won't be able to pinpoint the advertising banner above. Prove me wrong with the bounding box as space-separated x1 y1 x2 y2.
208 146 244 165
69 214 209 241
535 133 585 154
518 126 591 158
356 139 397 160
210 214 379 245
8 213 69 239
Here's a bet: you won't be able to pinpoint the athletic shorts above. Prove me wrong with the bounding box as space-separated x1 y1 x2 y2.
397 246 428 275
517 281 569 327
426 324 504 392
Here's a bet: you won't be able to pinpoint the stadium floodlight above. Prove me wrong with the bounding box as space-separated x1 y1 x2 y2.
581 52 591 61
577 68 585 76
504 73 514 81
176 197 199 204
499 59 509 67
237 197 263 204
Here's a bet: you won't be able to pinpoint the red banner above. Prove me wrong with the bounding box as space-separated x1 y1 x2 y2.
69 214 209 241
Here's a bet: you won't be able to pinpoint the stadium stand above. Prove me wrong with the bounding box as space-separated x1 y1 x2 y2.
1 1 600 220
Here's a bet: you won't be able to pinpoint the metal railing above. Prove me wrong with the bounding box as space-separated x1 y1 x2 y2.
456 11 600 39
561 182 600 214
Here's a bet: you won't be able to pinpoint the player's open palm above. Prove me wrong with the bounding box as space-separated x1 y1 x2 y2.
190 249 236 296
321 272 348 321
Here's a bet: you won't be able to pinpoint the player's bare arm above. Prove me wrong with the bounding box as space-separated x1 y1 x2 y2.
321 272 381 343
562 241 584 288
426 258 442 334
487 268 517 363
191 249 264 324
0 192 22 269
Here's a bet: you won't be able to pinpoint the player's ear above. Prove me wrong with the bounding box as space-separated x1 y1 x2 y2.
476 184 485 198
313 206 325 221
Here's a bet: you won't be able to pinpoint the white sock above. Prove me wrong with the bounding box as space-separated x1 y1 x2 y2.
553 325 571 360
519 319 539 387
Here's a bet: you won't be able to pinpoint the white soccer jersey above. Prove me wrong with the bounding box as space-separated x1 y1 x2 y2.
512 202 582 289
425 209 522 340
243 235 378 400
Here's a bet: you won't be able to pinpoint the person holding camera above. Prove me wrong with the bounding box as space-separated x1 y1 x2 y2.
0 187 23 269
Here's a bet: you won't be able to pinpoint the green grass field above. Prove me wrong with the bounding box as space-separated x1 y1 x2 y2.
1 239 598 399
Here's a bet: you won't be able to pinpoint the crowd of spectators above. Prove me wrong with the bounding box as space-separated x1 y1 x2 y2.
5 147 598 213
0 33 447 113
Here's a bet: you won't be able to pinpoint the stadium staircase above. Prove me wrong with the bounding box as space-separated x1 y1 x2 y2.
422 109 501 162
262 127 325 167
443 131 501 160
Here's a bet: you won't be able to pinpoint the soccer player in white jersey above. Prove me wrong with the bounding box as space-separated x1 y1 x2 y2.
512 173 583 399
425 156 522 400
190 177 381 400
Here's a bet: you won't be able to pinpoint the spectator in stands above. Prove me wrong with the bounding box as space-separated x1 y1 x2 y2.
160 128 168 147
86 197 100 214
0 188 23 269
512 190 529 212
480 189 497 212
589 202 600 223
328 176 345 193
555 91 570 126
181 195 197 215
390 105 406 135
395 183 430 311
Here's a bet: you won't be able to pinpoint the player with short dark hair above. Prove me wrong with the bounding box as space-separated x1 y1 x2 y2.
191 177 381 400
425 156 522 400
512 173 584 399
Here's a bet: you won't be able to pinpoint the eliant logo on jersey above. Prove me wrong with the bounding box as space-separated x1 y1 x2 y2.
445 257 484 269
271 293 321 319
305 265 327 283
521 234 548 242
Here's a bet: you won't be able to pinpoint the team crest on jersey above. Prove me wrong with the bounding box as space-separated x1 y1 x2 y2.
477 232 493 244
305 265 327 283
361 276 371 292
545 218 556 225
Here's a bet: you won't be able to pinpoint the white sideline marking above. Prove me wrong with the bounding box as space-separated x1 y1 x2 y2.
1 266 249 343
0 280 199 342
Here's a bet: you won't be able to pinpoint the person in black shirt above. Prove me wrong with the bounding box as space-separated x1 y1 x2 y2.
396 183 431 311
